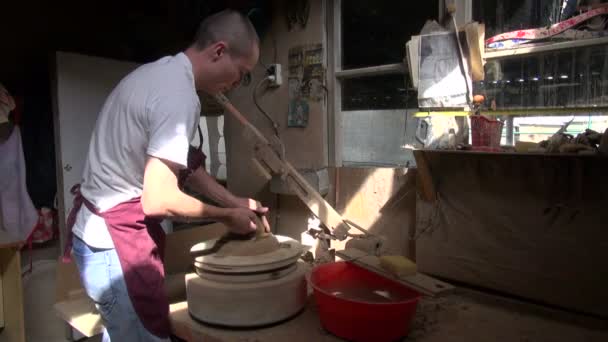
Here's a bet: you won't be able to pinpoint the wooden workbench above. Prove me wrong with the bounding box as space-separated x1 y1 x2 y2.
55 280 608 341
53 223 608 341
0 230 25 342
170 297 341 342
169 289 608 342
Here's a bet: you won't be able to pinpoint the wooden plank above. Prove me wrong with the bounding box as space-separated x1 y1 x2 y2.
413 150 437 203
0 230 23 249
54 295 103 338
282 161 351 238
0 248 25 342
217 93 352 239
336 248 454 297
336 167 415 257
55 257 84 304
465 22 485 81
0 266 3 328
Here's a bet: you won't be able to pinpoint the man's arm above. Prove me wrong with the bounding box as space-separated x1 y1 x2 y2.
186 167 268 212
185 167 238 208
141 156 257 234
186 167 271 232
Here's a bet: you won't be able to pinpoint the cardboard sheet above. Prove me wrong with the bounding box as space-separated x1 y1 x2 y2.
415 151 608 317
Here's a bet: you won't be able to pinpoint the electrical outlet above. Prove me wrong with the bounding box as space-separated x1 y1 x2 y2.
267 64 282 87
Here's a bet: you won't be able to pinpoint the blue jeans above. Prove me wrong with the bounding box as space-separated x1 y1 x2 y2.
72 236 170 342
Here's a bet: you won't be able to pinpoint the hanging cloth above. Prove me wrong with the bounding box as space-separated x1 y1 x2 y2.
0 127 38 241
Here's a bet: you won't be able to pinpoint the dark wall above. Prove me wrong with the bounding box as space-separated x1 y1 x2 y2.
1 0 270 208
1 0 271 92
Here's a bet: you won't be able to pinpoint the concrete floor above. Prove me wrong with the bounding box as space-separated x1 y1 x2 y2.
21 241 608 342
406 289 608 342
22 240 65 342
21 240 105 342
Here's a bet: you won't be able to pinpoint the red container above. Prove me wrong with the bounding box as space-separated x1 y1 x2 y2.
310 262 421 342
470 115 503 148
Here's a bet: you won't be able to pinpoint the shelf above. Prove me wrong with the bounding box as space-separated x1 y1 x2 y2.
0 231 23 249
418 149 608 158
335 63 405 79
414 106 608 117
485 36 608 60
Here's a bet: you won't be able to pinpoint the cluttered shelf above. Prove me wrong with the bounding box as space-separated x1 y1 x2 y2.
413 107 608 156
414 106 608 117
404 4 608 113
482 2 608 60
414 125 608 156
484 36 608 59
417 148 608 158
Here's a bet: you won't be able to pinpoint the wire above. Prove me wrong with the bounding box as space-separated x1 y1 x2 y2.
253 30 277 75
256 60 272 75
253 77 280 137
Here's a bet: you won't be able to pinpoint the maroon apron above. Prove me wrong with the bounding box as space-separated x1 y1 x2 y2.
62 127 206 339
63 186 170 338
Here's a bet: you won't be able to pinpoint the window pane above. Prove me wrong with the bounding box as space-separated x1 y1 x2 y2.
475 45 608 109
512 115 608 143
341 109 415 167
342 0 438 69
342 74 416 110
473 0 572 39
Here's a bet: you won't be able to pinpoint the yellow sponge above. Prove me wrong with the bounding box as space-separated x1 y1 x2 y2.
379 255 417 277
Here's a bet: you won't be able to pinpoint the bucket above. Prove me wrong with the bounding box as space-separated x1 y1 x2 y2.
310 261 420 342
470 115 503 149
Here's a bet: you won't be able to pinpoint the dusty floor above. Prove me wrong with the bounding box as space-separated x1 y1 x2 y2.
22 240 65 342
406 289 608 342
22 241 608 342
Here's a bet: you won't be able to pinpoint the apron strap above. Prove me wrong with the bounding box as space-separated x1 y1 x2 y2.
61 184 84 263
178 124 207 188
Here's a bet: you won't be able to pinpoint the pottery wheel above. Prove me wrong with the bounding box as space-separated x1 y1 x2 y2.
210 232 281 257
190 234 304 274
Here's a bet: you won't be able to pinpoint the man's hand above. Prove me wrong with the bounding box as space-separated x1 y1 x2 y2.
234 197 271 233
222 207 258 235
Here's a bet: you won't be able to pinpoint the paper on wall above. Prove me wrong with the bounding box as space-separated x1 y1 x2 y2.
417 32 470 109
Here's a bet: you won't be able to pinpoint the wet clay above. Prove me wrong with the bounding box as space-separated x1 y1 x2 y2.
199 216 281 257
214 234 281 256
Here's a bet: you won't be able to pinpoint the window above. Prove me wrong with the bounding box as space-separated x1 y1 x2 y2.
474 0 608 144
328 0 439 166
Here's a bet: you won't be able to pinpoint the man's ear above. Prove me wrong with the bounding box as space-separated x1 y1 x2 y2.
212 41 228 60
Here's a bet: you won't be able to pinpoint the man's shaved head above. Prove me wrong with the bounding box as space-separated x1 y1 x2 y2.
192 9 260 58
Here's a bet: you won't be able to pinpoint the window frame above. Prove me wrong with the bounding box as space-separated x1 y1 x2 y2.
326 0 472 166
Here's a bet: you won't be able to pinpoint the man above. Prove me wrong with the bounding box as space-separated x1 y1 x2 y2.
68 10 265 341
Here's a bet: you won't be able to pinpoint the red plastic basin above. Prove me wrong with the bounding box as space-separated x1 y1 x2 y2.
310 261 420 342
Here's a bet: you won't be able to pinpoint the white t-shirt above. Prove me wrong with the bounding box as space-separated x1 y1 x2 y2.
73 53 201 248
